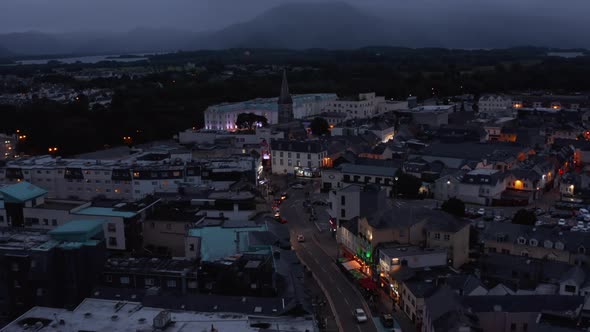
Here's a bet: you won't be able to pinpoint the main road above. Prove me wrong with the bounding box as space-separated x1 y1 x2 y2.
279 181 378 332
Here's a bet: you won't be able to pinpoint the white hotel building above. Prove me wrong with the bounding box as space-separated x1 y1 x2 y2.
203 94 337 130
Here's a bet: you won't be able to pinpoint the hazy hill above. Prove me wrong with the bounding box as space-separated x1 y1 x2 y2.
0 1 589 56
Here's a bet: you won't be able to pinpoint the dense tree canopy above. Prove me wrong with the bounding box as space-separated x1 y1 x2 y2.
441 198 465 217
235 113 268 131
309 117 330 136
512 209 536 226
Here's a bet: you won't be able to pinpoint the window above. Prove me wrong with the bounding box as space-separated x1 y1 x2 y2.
341 209 346 218
280 159 284 166
167 280 177 288
51 219 57 226
145 278 154 286
108 237 118 246
189 244 195 251
501 249 510 254
280 152 283 157
510 323 516 331
287 152 291 158
307 153 311 159
341 195 346 205
107 223 116 232
434 233 441 240
296 153 300 159
151 181 158 185
43 219 49 225
120 276 130 284
488 247 497 253
521 251 529 257
444 234 450 241
579 246 586 254
523 323 528 332
150 222 155 229
0 216 4 222
565 285 577 293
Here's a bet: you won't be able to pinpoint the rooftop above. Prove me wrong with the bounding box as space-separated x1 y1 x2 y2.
0 181 47 203
104 257 196 273
340 163 398 177
35 200 86 211
462 295 585 314
380 246 447 259
2 298 315 332
48 219 105 242
188 223 267 262
73 207 136 218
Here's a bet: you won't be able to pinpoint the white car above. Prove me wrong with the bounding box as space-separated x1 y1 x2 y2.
572 226 580 232
354 308 368 323
578 221 585 228
494 215 504 222
580 208 589 215
558 219 567 226
535 220 543 226
477 208 486 216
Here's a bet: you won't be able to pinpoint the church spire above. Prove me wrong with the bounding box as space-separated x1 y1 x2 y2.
278 69 293 105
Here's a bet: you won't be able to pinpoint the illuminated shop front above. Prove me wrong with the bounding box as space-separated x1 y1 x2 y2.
294 166 321 178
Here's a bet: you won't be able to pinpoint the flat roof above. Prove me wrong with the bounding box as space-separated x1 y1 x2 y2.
35 200 85 211
188 223 267 262
48 219 105 242
2 298 315 332
73 207 136 218
380 246 447 258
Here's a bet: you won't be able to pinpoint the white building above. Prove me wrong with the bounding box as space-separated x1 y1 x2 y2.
2 298 315 332
270 140 328 175
0 181 159 251
0 133 17 160
322 92 385 120
0 152 258 201
478 95 513 117
204 94 337 130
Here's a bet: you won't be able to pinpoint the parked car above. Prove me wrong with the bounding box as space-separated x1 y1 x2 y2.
280 192 288 200
297 234 305 242
578 221 585 228
354 308 368 323
380 314 394 327
477 221 486 229
558 219 567 226
535 220 543 226
477 208 486 216
494 215 505 222
580 208 589 215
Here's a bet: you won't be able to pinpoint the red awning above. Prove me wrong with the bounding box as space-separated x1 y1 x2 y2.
359 277 378 290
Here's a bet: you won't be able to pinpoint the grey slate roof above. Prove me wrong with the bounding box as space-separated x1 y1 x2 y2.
482 222 590 254
446 274 486 295
560 266 586 285
461 295 584 313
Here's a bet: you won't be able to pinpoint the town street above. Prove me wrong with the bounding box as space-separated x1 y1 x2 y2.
279 181 378 332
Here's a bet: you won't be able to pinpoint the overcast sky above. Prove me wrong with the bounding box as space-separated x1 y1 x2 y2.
1 0 588 34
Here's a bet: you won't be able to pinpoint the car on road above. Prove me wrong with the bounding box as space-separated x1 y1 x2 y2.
477 221 485 229
380 314 394 327
494 215 505 222
274 211 281 218
280 192 288 200
558 219 567 226
477 208 486 216
297 234 305 242
273 198 282 206
291 183 305 189
354 308 368 323
275 217 287 224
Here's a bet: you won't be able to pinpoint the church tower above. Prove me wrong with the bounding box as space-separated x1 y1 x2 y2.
277 69 294 124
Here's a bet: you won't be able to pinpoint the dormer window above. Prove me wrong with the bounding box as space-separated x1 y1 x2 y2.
517 237 526 245
544 240 553 249
529 239 538 247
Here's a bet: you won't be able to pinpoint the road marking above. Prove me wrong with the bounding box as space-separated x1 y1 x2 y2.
357 325 363 332
344 298 350 306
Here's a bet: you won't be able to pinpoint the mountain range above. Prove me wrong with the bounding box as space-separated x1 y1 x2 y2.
0 1 588 57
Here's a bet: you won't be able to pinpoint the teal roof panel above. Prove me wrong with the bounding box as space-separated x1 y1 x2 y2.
0 182 47 203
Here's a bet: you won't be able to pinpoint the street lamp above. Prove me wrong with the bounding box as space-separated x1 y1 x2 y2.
394 177 399 198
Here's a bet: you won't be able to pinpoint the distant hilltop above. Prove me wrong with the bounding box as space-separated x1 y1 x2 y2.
1 1 590 56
